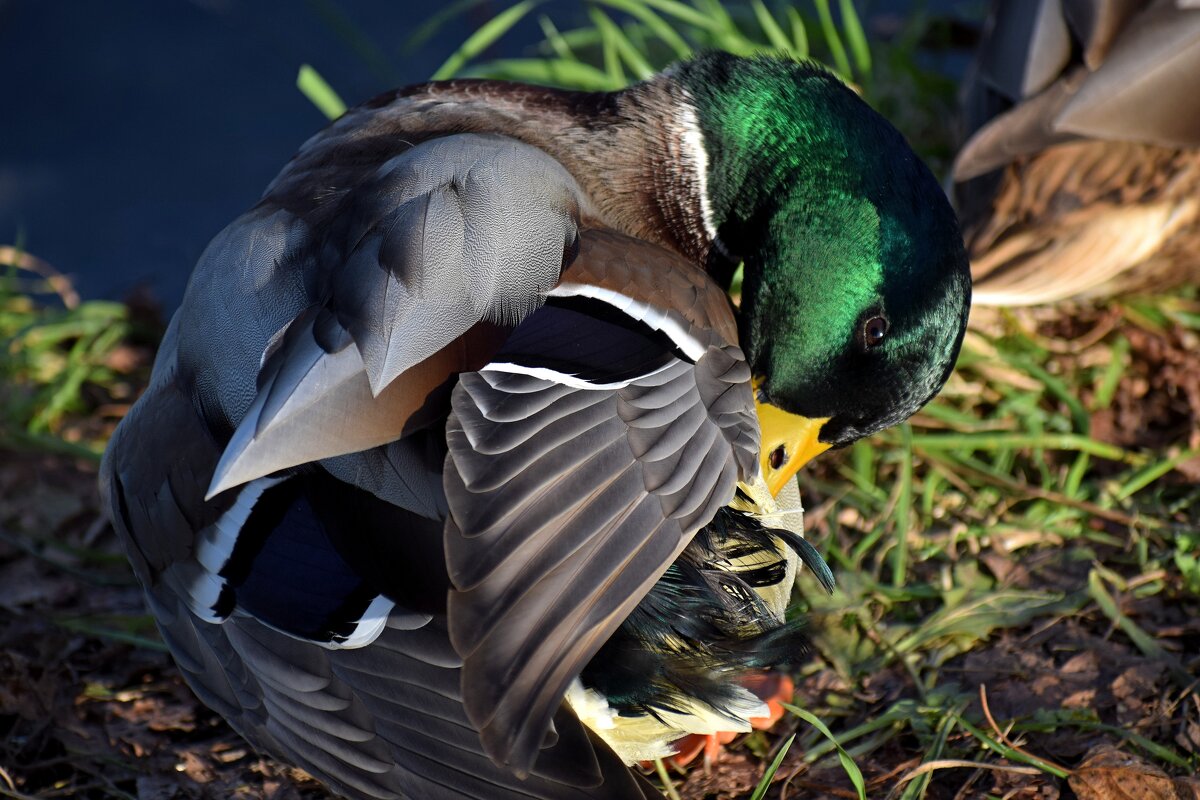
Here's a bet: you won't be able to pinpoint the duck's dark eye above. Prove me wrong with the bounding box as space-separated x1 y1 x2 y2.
768 445 787 470
862 315 889 348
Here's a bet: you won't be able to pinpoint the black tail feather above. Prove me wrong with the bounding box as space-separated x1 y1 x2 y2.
580 507 832 723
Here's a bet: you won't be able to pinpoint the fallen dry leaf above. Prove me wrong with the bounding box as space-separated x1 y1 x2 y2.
676 750 762 800
1069 745 1200 800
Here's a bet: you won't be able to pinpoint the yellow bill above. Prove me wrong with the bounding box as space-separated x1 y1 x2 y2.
754 397 831 498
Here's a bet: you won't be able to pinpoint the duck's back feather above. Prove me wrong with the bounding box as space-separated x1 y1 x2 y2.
200 133 586 495
958 0 1200 180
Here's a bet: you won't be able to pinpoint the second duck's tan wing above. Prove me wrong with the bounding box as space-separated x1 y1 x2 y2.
965 141 1200 306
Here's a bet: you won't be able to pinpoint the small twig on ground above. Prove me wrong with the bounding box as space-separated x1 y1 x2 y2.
81 513 110 548
893 759 1041 792
0 788 42 800
938 455 1150 529
950 765 985 800
778 760 810 800
0 765 40 800
979 684 1070 775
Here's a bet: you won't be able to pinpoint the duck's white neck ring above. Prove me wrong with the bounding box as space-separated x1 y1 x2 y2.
670 93 722 259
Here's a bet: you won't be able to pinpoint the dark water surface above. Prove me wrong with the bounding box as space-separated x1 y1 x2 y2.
0 0 534 308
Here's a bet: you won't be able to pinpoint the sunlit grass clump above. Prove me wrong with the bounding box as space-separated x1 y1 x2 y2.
0 245 132 459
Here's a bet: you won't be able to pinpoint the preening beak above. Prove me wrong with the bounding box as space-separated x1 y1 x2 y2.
754 398 831 497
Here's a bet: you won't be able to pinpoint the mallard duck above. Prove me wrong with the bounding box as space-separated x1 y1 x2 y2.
956 0 1200 306
101 53 970 799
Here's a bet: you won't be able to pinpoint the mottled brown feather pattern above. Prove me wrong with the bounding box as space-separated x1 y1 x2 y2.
963 140 1200 302
274 78 714 266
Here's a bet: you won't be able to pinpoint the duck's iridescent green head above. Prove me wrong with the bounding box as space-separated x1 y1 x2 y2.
676 53 970 489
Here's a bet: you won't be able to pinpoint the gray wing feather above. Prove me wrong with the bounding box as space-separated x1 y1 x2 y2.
206 311 379 497
175 207 315 433
1061 0 1142 68
330 134 583 395
143 584 655 800
954 75 1081 181
444 348 757 775
196 133 584 497
975 0 1071 100
111 432 656 800
322 439 449 520
102 122 656 795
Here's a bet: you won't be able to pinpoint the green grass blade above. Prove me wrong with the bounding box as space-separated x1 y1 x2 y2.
1114 447 1200 501
652 758 682 800
691 0 755 54
813 0 852 78
728 263 745 299
786 7 810 58
433 0 538 80
1063 452 1091 498
588 6 653 80
594 0 692 58
892 423 913 587
751 0 794 55
537 14 575 60
919 466 943 526
588 6 628 85
636 0 719 31
56 615 168 652
305 0 397 83
893 591 1069 656
296 64 347 120
404 0 489 51
1083 721 1194 769
1092 333 1129 410
1006 352 1091 433
1087 569 1168 661
545 26 608 53
464 58 618 90
749 733 796 800
899 702 962 800
838 0 871 75
955 714 1071 778
0 428 104 461
693 0 737 30
783 704 867 799
908 432 1139 463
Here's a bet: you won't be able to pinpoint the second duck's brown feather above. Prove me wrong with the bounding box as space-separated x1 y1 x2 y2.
961 139 1200 305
